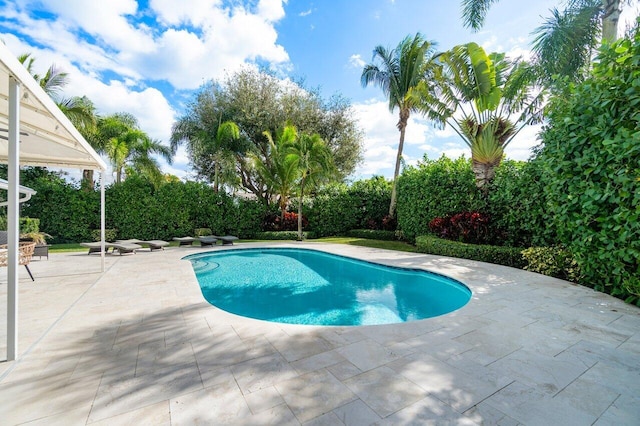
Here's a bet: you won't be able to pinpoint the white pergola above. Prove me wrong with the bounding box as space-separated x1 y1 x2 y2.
0 42 107 361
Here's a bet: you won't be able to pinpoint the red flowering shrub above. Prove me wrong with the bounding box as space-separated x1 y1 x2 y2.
429 211 494 244
263 211 308 231
381 215 397 231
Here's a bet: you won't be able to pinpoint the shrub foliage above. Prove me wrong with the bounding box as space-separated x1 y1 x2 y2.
538 32 640 304
415 235 526 269
397 156 484 242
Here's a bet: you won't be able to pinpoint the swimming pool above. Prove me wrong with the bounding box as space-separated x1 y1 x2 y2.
185 248 471 326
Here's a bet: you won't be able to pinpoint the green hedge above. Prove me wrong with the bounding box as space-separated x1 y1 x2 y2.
538 32 640 304
17 172 266 243
346 229 396 241
255 231 316 240
487 159 553 247
522 246 581 282
416 235 526 269
397 156 483 242
306 177 392 237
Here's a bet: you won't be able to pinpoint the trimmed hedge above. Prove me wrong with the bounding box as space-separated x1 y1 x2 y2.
255 231 316 240
538 32 640 304
397 156 484 242
346 229 396 241
416 235 526 269
306 177 392 237
17 172 267 243
522 246 581 282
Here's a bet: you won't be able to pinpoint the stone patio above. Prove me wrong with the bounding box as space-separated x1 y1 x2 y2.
0 242 638 425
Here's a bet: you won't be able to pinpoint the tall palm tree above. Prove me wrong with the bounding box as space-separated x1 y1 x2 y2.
253 125 300 219
361 33 436 217
288 132 334 240
416 43 541 191
461 0 623 42
96 113 172 185
171 96 247 192
461 1 634 83
210 121 241 192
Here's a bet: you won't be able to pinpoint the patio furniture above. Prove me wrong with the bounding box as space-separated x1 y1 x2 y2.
213 235 239 245
80 241 142 255
33 244 50 260
0 241 36 281
116 239 169 251
198 236 218 247
173 236 196 246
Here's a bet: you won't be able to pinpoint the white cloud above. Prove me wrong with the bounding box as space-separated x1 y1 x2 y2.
348 54 366 69
4 0 291 92
39 0 155 53
257 0 287 22
129 4 290 89
299 9 312 17
352 99 454 178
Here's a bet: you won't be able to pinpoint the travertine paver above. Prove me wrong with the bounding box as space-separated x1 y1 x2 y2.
0 242 638 425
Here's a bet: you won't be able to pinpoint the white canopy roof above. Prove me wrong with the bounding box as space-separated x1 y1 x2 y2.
0 42 108 362
0 42 106 170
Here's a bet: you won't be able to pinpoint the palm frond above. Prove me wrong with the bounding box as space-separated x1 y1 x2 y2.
461 0 501 31
532 5 601 82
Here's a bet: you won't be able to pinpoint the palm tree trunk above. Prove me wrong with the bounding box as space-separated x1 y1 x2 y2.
601 0 621 42
214 161 220 193
472 159 499 193
298 181 305 241
389 112 408 217
81 169 94 191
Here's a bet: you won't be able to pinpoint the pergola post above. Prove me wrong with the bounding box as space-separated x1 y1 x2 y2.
7 76 20 361
100 172 105 272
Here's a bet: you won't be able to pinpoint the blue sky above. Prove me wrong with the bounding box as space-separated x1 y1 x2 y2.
1 0 635 181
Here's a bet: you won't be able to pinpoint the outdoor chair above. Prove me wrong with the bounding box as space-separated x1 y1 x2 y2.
80 241 142 255
212 235 239 245
198 236 218 247
116 239 169 251
0 241 36 281
173 236 196 246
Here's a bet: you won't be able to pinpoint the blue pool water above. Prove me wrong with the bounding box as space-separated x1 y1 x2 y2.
185 248 471 326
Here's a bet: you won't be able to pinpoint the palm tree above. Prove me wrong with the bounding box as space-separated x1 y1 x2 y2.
461 0 623 41
288 132 334 240
18 54 100 188
96 113 172 185
171 98 247 192
17 53 69 98
361 33 436 217
415 42 541 191
461 1 634 82
253 126 300 219
210 121 241 192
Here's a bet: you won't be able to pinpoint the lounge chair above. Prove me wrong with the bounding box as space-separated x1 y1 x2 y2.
212 235 239 245
117 239 169 251
198 236 218 247
173 236 196 246
80 241 142 255
0 241 36 281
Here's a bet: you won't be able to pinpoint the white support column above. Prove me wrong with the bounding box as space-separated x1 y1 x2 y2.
100 171 105 272
7 76 20 361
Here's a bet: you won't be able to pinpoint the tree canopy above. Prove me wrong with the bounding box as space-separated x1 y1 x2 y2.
172 68 363 204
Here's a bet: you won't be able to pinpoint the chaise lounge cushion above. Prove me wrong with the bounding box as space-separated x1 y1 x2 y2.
213 235 239 245
198 236 218 247
117 239 169 251
80 241 142 255
173 236 196 246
